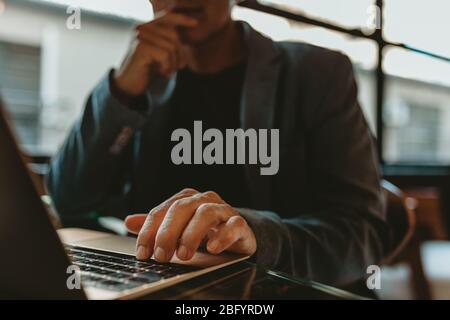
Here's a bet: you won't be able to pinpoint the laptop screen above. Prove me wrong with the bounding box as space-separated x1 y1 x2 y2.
0 100 85 299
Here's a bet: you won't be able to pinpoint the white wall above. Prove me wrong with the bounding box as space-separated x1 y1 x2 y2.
0 0 135 153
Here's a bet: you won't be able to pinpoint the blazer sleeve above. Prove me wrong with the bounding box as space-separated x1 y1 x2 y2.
238 54 391 286
46 70 151 227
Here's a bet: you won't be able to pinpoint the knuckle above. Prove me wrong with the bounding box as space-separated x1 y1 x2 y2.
197 203 215 216
229 215 246 228
148 206 163 219
171 198 189 211
168 198 190 215
155 231 170 245
196 204 221 225
138 217 156 235
203 191 220 200
137 227 148 239
137 223 152 241
180 188 197 195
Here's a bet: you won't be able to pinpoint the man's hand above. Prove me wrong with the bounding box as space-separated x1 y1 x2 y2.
125 188 257 262
114 13 198 97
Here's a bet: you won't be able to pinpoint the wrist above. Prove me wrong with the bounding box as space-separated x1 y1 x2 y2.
109 70 140 107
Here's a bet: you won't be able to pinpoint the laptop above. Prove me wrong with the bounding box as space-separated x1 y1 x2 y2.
0 98 248 300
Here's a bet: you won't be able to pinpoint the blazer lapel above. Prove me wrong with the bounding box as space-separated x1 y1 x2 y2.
239 22 283 209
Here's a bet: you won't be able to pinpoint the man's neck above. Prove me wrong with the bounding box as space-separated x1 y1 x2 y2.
186 20 247 74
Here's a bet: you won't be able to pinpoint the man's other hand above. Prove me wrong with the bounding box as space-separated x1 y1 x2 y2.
125 188 257 262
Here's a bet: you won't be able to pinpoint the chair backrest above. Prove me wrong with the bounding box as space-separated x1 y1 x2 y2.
381 180 417 264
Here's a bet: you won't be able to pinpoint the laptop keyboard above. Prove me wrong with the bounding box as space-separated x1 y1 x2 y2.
65 245 200 292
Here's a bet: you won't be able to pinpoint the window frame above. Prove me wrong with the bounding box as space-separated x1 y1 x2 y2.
238 0 450 177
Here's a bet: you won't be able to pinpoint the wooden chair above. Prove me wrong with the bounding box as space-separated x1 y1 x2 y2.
342 180 418 298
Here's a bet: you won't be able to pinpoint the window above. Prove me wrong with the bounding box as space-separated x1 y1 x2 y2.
381 0 450 168
251 0 450 169
383 47 450 165
384 0 450 58
385 102 441 164
2 0 449 172
398 105 440 163
259 0 375 29
0 41 41 149
232 6 378 133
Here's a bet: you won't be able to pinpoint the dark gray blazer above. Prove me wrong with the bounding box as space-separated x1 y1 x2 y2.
47 22 390 286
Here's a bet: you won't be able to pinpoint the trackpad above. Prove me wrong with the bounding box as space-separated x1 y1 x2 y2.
76 235 137 256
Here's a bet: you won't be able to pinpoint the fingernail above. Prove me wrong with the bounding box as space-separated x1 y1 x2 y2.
155 247 166 261
136 245 149 260
177 245 189 260
208 240 220 252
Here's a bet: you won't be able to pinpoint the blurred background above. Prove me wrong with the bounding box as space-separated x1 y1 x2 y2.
1 0 450 299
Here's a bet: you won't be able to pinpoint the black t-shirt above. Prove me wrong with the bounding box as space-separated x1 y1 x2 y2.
159 62 252 208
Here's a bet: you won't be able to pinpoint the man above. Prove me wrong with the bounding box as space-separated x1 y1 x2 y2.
47 0 390 286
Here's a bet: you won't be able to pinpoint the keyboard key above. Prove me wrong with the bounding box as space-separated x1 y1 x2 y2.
65 245 199 292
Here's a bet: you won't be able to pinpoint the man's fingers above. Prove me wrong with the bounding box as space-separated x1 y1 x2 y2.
133 189 256 262
135 210 165 260
133 42 170 73
206 216 255 255
176 204 234 261
137 33 182 74
124 214 147 234
135 188 198 260
134 17 190 76
149 46 174 75
154 192 225 262
136 23 181 44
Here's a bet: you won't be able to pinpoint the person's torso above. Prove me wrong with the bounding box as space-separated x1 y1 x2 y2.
129 40 341 217
158 62 252 208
